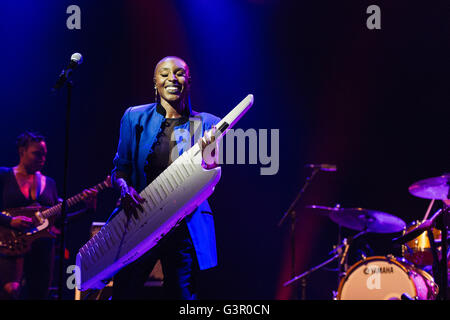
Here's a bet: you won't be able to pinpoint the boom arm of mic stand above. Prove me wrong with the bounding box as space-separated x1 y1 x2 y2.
278 168 320 227
277 167 321 299
283 253 340 287
283 231 366 288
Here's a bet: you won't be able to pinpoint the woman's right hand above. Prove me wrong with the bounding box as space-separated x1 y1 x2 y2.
10 216 33 230
117 178 146 219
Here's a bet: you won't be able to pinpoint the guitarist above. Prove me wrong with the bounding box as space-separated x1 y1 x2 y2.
0 132 98 299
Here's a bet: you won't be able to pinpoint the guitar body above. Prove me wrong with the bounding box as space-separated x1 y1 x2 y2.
0 205 56 256
0 176 110 256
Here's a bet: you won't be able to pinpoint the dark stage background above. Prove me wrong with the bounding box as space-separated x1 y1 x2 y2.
0 0 448 300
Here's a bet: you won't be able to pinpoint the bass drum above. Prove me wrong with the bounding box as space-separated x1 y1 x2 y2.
337 256 438 300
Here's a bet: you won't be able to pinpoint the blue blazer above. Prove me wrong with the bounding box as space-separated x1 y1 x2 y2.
112 102 220 270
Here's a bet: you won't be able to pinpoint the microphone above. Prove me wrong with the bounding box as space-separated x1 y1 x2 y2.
304 164 337 172
52 53 83 91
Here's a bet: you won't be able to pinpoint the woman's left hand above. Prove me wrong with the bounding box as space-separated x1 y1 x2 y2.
198 126 220 169
81 187 98 210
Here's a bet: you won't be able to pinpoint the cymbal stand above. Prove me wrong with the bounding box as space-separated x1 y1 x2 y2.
424 204 449 300
426 228 440 287
437 203 448 300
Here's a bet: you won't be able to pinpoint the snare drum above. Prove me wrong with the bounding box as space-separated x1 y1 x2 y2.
337 256 438 300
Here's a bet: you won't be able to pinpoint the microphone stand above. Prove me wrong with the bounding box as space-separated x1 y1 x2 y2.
57 80 73 300
278 167 321 300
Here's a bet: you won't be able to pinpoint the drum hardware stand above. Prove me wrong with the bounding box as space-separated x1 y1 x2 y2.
436 203 448 300
418 206 449 300
335 230 367 281
338 238 350 278
426 228 440 288
427 205 448 300
283 230 367 300
278 167 321 300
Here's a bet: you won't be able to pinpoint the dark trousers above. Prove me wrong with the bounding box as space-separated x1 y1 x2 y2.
112 222 198 300
0 238 54 300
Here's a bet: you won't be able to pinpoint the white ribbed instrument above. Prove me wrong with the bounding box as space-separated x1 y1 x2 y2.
76 94 254 290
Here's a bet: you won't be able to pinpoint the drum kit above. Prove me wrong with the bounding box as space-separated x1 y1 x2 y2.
283 173 450 300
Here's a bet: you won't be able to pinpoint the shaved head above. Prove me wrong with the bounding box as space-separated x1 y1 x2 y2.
154 56 190 80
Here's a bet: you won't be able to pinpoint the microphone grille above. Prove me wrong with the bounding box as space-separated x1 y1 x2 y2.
71 52 83 64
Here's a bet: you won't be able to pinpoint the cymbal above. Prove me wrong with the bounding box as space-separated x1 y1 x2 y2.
408 174 450 200
305 205 406 233
304 205 341 215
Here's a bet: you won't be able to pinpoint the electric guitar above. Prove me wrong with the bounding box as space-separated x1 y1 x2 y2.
0 176 111 256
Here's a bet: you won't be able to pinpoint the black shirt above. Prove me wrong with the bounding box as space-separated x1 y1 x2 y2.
144 116 189 185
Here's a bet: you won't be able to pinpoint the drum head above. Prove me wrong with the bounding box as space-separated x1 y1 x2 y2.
338 256 417 300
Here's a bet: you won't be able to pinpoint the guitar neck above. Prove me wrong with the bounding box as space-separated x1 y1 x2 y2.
41 180 110 219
